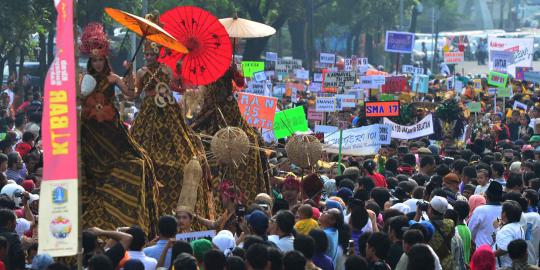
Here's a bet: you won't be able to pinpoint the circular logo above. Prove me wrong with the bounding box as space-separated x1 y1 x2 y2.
49 216 72 239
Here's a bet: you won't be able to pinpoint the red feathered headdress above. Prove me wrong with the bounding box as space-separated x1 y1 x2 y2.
79 23 109 57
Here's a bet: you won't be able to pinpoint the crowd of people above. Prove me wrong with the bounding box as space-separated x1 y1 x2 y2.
3 9 540 270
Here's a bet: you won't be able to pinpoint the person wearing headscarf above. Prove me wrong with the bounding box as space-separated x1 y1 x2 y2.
212 230 236 256
470 244 496 270
467 194 486 221
131 12 214 226
79 22 159 234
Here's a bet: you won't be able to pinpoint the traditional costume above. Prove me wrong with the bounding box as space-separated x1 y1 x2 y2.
79 23 159 234
130 14 214 222
190 66 270 203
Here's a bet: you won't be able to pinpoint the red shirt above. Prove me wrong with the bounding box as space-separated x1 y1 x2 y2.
0 260 5 270
368 172 387 188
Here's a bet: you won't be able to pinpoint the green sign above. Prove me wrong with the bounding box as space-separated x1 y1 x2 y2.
273 106 308 139
497 86 512 98
467 101 481 113
380 94 395 101
487 71 508 88
242 61 265 78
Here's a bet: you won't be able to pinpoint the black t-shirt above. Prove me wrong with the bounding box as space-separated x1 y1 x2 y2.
105 243 126 269
386 241 404 269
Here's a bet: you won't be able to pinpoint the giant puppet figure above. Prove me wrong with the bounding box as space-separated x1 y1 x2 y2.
79 23 160 234
130 14 215 223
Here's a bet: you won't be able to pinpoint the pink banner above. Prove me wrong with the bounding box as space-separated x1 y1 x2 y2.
42 0 78 181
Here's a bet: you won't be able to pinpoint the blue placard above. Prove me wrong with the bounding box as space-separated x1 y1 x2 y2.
385 31 415 53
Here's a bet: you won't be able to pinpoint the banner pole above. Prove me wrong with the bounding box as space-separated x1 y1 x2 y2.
337 129 343 176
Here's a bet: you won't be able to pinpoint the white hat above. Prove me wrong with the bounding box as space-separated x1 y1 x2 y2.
430 196 449 215
212 230 236 256
509 162 522 174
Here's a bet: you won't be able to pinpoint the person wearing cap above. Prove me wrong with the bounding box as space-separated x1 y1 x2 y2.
468 182 503 248
243 210 269 242
442 173 461 204
363 160 387 188
414 196 455 269
529 135 540 148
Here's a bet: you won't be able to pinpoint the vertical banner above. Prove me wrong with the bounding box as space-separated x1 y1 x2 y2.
38 0 79 257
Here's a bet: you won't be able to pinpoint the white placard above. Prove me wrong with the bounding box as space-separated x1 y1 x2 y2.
402 65 424 75
176 230 216 242
323 71 357 88
316 97 336 112
253 71 267 82
313 73 323 82
295 69 310 80
315 125 338 134
266 52 278 62
320 53 336 64
324 124 391 156
308 82 322 93
490 50 514 73
488 37 534 77
359 75 386 89
383 114 434 140
336 94 356 108
359 58 369 65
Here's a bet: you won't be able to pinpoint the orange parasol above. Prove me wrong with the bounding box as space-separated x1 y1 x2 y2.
104 7 188 64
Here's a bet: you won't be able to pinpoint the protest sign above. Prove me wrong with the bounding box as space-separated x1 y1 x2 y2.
488 37 533 77
273 83 286 98
490 50 514 73
313 73 323 82
380 94 395 101
320 53 336 64
286 82 305 93
277 58 303 70
176 230 216 242
357 65 369 75
266 52 278 62
383 114 434 140
344 58 353 71
315 125 338 134
242 61 265 77
295 69 309 80
246 81 268 95
516 67 532 80
308 107 324 121
513 101 528 111
365 101 400 117
324 124 391 156
402 65 424 75
488 88 497 96
412 74 429 93
253 71 267 82
358 57 369 65
291 88 299 103
455 80 464 91
466 102 481 113
237 92 277 129
316 97 336 112
323 71 356 89
382 76 407 93
336 94 356 108
273 106 309 139
309 82 322 93
498 86 512 98
524 71 540 84
359 75 385 89
487 71 508 88
473 79 482 92
443 52 465 63
385 31 415 53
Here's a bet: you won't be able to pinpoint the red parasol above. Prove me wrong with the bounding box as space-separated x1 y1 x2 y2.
159 6 232 86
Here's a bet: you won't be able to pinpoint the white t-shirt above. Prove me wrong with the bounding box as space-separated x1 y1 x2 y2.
468 204 502 247
344 214 372 232
3 89 14 107
523 212 540 265
126 251 157 270
268 235 294 253
494 222 524 269
16 218 31 238
474 184 489 195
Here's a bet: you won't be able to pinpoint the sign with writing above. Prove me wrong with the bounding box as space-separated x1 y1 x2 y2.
336 94 356 109
273 83 286 98
402 65 424 74
490 50 514 73
315 125 338 134
266 52 278 62
513 100 528 110
323 71 356 88
39 0 79 257
382 76 407 93
253 71 267 82
320 53 336 64
359 75 386 89
295 69 309 80
443 51 465 63
498 86 512 98
524 71 540 84
412 74 429 93
242 61 265 78
385 31 415 53
176 230 216 242
383 114 434 140
307 107 324 121
273 106 309 139
487 71 508 87
365 101 400 117
473 79 482 92
358 57 369 65
308 82 322 93
246 81 269 95
344 58 353 71
324 124 392 156
313 73 323 82
516 67 532 81
466 101 481 113
316 97 336 112
237 92 277 129
277 58 303 70
357 65 369 75
488 37 534 77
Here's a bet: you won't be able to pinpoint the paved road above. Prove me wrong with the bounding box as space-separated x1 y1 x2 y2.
452 61 540 75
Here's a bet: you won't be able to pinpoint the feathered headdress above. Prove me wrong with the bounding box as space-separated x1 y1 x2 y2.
79 23 109 57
